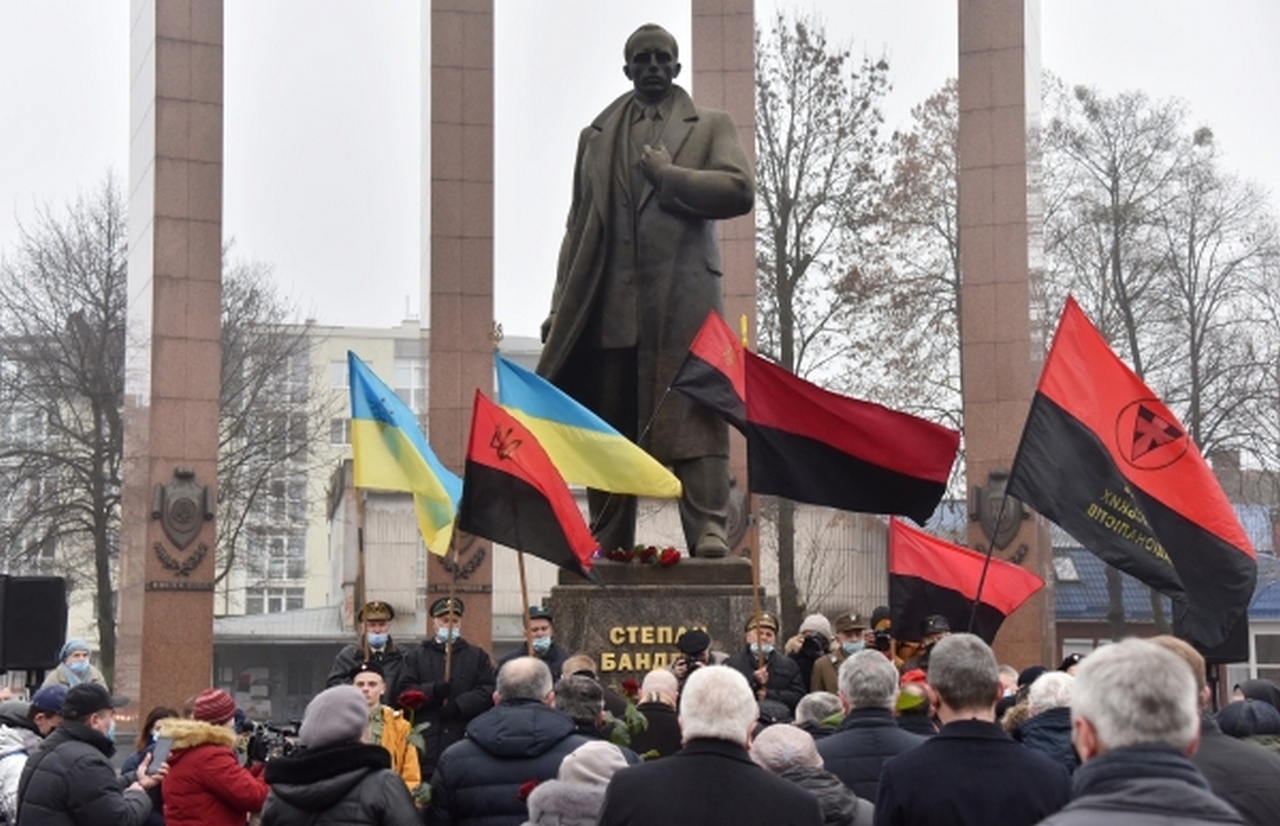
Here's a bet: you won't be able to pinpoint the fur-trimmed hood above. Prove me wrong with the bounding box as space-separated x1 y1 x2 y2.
159 717 237 751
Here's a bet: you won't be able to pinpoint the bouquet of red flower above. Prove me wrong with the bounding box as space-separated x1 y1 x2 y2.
603 544 682 567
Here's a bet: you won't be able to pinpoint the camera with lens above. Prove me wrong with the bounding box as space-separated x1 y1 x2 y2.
244 720 299 763
873 629 892 653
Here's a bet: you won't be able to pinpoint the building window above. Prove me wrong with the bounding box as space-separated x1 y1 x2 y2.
1255 633 1280 683
393 357 426 415
329 418 350 445
329 360 348 389
245 586 305 615
247 531 306 581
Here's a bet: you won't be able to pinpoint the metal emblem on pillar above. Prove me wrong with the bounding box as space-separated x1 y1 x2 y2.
969 468 1030 564
151 468 214 577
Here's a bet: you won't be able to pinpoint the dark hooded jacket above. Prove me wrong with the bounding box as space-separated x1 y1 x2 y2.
1037 745 1244 826
815 707 925 801
394 637 497 777
1016 706 1079 774
1191 713 1280 826
779 765 873 826
15 720 152 826
261 742 419 826
426 700 590 826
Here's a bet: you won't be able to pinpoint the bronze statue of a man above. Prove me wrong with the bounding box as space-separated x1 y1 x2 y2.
538 24 754 558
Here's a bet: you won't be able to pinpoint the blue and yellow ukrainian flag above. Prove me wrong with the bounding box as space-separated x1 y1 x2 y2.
495 355 681 499
349 351 462 556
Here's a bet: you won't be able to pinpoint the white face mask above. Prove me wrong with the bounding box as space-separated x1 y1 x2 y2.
435 627 461 644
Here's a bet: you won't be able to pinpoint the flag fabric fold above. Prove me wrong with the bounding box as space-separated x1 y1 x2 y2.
670 311 747 431
888 518 1044 644
495 355 680 499
459 390 601 583
1007 297 1256 650
671 312 960 523
348 351 461 556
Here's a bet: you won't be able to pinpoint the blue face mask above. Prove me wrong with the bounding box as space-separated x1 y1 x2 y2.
435 627 461 644
106 719 117 741
532 636 552 654
68 660 91 675
750 643 775 656
366 632 388 649
842 640 866 656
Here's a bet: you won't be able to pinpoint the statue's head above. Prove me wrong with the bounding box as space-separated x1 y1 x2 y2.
623 24 681 105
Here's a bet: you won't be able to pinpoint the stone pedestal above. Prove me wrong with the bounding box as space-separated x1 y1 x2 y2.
548 560 766 682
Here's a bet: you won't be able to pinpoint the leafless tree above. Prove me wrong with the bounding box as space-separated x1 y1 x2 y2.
755 10 890 633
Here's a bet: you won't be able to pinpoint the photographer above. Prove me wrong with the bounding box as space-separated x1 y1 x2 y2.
669 629 726 693
785 615 833 694
159 689 268 826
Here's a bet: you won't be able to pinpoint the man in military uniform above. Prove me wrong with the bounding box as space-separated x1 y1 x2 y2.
498 605 569 680
326 600 405 706
811 612 867 694
393 597 496 776
724 612 804 718
901 614 951 675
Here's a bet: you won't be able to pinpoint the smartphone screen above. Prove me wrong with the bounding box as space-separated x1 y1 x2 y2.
147 736 174 775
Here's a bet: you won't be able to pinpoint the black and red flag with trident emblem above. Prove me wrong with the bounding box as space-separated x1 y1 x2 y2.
459 390 600 583
672 312 960 524
1007 297 1256 651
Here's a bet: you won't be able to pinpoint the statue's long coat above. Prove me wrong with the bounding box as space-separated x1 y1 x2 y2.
538 85 753 462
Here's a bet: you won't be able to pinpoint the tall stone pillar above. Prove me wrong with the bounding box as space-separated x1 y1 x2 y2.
692 0 755 548
427 1 494 650
118 0 224 717
957 0 1054 666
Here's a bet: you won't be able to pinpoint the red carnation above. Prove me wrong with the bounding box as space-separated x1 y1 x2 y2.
638 545 658 563
620 678 641 700
398 689 428 710
658 548 681 567
517 779 540 802
605 547 632 563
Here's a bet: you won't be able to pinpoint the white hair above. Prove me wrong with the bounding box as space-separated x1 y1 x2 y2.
497 656 553 702
838 650 899 711
750 723 822 773
640 668 678 698
795 691 842 725
1027 671 1074 715
679 665 757 745
1072 638 1199 752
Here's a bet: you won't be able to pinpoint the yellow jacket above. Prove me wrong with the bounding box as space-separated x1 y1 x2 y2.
373 705 421 792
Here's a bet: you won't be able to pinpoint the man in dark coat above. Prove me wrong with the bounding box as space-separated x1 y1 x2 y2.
16 683 160 826
628 669 682 758
1036 638 1244 826
326 599 406 706
598 665 822 826
497 605 569 680
817 650 925 801
724 612 805 715
426 657 590 826
1154 635 1280 826
537 23 754 558
1016 671 1079 774
875 634 1070 826
393 597 496 777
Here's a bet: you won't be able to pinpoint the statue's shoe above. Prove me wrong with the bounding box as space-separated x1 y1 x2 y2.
694 534 729 558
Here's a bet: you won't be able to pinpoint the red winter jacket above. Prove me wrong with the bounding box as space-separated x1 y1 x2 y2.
158 718 268 826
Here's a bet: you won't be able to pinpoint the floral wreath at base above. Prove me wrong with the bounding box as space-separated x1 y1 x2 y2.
602 544 681 567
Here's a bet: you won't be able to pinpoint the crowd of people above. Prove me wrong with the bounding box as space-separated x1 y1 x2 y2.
4 601 1280 826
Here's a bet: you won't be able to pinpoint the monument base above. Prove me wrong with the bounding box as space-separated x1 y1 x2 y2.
548 559 767 684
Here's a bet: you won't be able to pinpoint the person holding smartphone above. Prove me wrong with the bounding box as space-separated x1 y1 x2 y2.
120 705 179 826
157 688 268 826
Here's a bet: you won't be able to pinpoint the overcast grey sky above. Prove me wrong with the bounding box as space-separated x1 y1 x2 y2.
2 2 1277 339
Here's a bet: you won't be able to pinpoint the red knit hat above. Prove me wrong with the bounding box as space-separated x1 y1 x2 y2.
192 688 237 725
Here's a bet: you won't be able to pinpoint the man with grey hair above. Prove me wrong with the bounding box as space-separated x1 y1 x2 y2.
816 650 924 801
1036 639 1245 826
1016 671 1078 773
599 666 822 826
426 657 589 826
794 691 842 740
876 633 1070 826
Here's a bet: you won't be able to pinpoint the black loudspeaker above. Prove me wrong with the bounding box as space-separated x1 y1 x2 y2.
0 576 68 671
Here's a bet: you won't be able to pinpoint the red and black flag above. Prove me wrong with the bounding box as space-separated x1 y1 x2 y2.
742 352 959 524
889 518 1044 644
1007 297 1256 650
459 391 600 583
670 311 746 431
